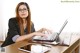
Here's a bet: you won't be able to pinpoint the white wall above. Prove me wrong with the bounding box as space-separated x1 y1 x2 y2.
0 0 80 40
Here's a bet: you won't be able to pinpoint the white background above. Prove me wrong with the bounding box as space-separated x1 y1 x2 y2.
0 0 80 40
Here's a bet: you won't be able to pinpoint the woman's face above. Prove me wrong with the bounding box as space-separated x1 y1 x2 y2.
18 5 28 19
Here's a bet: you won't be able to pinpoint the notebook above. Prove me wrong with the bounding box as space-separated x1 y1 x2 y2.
32 20 68 43
18 43 51 53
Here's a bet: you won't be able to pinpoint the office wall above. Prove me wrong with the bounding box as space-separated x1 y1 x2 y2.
0 0 6 41
0 0 80 40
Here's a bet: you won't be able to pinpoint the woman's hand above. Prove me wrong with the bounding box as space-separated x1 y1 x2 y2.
32 32 46 37
37 28 52 34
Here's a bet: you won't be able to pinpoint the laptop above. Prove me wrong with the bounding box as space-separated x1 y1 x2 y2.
32 20 68 43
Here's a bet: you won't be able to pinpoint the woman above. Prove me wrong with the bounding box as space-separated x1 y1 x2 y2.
1 2 51 47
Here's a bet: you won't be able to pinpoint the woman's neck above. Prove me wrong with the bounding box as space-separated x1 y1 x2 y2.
22 18 27 29
22 18 26 23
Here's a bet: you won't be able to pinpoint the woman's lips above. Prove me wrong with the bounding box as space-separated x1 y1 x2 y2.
21 14 25 16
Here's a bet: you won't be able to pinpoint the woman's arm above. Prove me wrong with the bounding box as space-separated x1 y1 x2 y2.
15 28 52 42
15 32 46 42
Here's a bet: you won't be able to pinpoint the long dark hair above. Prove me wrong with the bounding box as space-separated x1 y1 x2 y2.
16 2 31 35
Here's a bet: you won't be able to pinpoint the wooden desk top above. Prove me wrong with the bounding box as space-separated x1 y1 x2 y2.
5 33 80 53
0 41 4 43
18 35 80 53
47 35 80 53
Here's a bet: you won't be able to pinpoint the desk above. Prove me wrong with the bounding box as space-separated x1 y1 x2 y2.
5 33 80 53
48 37 80 53
19 34 80 53
0 41 4 43
0 41 4 53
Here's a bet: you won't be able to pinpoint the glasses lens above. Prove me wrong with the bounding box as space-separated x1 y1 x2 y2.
18 8 27 12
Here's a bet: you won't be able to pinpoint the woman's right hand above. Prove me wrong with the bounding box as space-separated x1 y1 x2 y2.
37 28 52 34
32 32 46 37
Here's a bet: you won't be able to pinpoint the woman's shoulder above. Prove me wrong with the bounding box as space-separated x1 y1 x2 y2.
31 21 34 26
9 17 18 23
8 17 18 24
9 17 17 21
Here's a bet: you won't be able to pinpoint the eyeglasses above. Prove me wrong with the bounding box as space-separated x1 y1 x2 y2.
18 8 28 12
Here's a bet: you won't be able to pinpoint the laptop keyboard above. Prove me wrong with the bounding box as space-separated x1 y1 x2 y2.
33 32 58 42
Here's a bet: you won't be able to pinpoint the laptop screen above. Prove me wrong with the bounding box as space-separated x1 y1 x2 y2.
58 20 68 36
33 19 68 42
